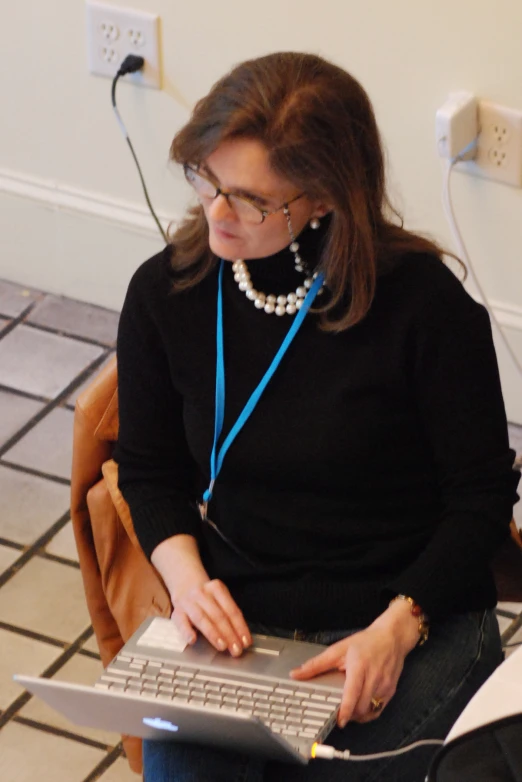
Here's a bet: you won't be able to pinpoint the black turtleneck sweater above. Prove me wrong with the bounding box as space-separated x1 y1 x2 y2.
115 224 519 631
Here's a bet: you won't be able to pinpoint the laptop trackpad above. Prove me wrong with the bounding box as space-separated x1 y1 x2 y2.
213 637 285 673
215 652 273 673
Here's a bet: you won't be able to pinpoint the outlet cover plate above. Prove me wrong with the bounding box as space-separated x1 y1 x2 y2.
458 100 522 187
86 1 161 89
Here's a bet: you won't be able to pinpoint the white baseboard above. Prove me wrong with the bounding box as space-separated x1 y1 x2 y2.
489 300 522 332
0 166 174 238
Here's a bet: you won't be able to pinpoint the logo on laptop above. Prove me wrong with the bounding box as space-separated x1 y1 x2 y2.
143 717 179 732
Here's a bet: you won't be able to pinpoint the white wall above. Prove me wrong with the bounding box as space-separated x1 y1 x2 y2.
1 0 522 420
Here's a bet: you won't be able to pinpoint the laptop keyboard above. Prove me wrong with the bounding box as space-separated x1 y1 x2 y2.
95 652 341 740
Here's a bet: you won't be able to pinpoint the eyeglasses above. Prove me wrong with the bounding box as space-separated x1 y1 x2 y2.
183 164 305 225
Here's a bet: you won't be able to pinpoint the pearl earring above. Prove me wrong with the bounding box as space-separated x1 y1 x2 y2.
284 206 307 275
310 217 321 230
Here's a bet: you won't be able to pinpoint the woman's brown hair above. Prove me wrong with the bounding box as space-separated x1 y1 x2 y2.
169 51 461 332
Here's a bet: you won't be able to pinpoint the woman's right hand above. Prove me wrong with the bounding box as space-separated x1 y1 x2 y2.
151 534 252 657
171 576 252 657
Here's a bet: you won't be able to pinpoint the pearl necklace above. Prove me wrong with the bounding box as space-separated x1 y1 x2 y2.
232 260 324 316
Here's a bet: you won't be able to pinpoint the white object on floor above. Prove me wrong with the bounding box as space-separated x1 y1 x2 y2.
446 644 522 742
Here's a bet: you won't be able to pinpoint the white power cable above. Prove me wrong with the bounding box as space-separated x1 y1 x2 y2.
312 739 444 761
442 155 522 377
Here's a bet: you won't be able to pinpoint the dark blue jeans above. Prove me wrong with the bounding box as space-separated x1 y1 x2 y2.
143 609 502 782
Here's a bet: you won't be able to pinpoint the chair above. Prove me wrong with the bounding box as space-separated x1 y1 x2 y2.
70 356 171 774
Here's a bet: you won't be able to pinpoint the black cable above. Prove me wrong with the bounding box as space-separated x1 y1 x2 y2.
111 55 168 244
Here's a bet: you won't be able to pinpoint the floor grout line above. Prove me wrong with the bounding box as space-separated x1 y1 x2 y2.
52 349 114 404
0 511 71 589
0 348 113 459
0 539 81 575
0 538 25 551
78 648 102 661
0 384 50 404
0 459 71 485
82 744 125 782
0 296 46 338
19 319 117 350
0 622 93 729
0 626 95 730
496 607 519 619
12 715 117 752
501 612 522 646
0 279 118 314
36 550 81 569
0 621 69 649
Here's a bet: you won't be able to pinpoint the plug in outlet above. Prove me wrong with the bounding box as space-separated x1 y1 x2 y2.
86 1 161 88
462 101 522 187
436 91 478 161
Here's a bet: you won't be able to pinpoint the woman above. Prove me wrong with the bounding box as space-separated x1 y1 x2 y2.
114 52 519 781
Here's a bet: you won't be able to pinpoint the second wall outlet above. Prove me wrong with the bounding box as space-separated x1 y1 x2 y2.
466 100 522 188
86 1 161 88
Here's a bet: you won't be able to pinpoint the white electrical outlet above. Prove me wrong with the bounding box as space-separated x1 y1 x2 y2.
86 1 161 89
463 101 522 187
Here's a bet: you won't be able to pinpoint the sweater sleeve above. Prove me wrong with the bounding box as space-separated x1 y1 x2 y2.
385 260 520 617
114 254 203 559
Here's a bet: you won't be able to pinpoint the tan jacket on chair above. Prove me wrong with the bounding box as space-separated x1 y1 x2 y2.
70 356 522 774
70 356 172 774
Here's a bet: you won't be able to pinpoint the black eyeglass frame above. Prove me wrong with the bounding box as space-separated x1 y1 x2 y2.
183 164 306 224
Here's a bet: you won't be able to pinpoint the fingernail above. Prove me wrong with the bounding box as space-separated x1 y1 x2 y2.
242 635 249 647
339 718 347 729
232 643 241 656
216 638 226 651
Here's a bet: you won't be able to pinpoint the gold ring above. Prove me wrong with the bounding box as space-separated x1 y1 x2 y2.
370 696 384 713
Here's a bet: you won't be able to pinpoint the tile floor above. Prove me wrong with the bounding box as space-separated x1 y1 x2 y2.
0 280 137 781
0 277 521 781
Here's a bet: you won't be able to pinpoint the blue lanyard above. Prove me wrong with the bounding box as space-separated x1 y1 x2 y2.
202 260 325 507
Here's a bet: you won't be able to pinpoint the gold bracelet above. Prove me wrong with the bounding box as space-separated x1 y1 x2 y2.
389 594 429 646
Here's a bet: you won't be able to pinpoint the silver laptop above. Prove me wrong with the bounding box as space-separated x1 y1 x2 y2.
15 617 345 765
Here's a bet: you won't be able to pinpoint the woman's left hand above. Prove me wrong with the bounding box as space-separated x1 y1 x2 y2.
290 600 421 726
